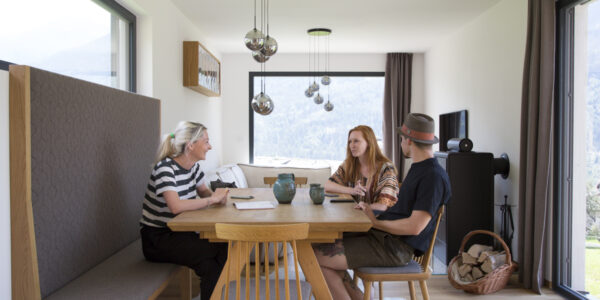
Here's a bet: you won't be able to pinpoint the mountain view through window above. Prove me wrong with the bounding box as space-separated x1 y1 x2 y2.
252 74 385 166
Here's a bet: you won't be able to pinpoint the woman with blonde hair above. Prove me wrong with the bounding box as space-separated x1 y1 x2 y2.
140 121 228 300
325 125 399 211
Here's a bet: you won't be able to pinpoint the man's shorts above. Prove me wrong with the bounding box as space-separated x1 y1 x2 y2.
343 229 414 269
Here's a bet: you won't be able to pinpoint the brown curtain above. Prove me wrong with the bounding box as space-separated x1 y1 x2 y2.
518 0 555 293
383 53 412 181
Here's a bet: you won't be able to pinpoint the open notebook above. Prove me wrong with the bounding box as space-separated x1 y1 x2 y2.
233 201 276 210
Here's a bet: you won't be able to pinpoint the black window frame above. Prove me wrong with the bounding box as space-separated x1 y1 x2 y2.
0 60 13 71
0 0 136 92
93 0 137 92
248 71 385 164
554 0 588 299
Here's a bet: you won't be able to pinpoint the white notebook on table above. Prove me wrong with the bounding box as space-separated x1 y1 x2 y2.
233 201 276 210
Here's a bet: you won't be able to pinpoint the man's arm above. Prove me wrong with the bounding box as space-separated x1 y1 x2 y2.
373 210 431 236
356 202 432 236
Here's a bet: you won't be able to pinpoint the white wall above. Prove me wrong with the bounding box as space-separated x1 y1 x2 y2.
1 69 11 299
120 0 223 171
220 53 425 165
424 0 527 261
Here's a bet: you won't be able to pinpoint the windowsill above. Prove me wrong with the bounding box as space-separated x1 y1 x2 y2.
253 156 342 172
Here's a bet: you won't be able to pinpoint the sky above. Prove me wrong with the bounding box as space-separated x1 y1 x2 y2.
0 0 109 65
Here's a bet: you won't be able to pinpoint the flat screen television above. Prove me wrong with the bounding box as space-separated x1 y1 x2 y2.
439 110 468 152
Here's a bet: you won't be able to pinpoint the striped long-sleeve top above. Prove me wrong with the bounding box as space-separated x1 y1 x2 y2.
140 157 206 228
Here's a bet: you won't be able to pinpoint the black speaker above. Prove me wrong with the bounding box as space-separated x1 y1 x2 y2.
447 138 473 152
433 151 494 265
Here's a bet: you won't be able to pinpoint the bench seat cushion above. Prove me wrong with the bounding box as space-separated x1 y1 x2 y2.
356 260 423 274
45 239 180 300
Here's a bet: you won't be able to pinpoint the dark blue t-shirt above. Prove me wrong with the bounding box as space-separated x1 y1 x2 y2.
377 157 451 254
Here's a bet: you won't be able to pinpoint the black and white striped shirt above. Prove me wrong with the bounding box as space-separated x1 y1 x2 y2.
140 157 206 228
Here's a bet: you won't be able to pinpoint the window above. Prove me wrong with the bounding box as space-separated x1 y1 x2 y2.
555 0 600 299
0 0 136 92
249 72 385 168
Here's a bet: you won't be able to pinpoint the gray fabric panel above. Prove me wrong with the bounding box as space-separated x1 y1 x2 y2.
29 67 160 297
382 53 412 181
518 0 554 293
45 239 179 300
356 260 422 274
223 279 312 300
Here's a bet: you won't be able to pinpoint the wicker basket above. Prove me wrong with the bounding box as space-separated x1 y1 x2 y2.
447 230 518 294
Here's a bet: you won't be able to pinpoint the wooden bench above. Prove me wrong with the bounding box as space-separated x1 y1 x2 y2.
9 65 191 300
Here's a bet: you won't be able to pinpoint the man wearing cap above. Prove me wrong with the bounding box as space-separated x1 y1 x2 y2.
315 113 451 299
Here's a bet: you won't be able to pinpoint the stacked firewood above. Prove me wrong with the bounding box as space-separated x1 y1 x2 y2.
457 244 507 282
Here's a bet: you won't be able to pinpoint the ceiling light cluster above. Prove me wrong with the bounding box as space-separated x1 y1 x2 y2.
245 0 276 115
305 28 333 112
244 0 278 62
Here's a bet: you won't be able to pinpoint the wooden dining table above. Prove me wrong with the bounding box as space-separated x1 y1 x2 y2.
167 187 372 300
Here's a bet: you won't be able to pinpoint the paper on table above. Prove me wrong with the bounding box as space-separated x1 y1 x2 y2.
233 201 276 210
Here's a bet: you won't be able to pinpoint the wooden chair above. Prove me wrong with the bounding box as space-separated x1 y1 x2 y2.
263 176 308 187
215 223 311 300
353 205 445 300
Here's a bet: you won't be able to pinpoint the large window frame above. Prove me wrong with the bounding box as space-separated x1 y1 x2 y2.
248 71 385 164
554 0 587 299
93 0 137 92
0 0 136 92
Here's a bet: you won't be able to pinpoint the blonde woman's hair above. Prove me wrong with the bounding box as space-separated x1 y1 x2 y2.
155 121 207 163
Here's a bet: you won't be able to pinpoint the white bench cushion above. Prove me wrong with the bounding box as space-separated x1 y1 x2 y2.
205 164 249 189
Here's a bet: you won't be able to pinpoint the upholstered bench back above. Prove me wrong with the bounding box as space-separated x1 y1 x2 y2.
237 163 331 188
10 66 160 298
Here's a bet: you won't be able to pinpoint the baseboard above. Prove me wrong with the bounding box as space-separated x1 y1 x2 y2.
544 279 553 289
506 273 552 290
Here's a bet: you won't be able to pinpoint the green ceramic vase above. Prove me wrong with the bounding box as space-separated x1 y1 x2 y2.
273 173 296 204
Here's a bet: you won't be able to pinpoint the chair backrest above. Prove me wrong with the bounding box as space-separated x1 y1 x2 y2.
414 205 445 270
263 176 308 187
215 223 309 300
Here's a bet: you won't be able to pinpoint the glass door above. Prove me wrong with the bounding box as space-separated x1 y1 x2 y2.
555 0 600 298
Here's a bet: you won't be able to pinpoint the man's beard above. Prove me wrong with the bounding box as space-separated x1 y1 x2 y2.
402 150 411 159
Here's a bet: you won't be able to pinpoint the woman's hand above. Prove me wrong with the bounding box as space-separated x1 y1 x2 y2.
210 188 229 205
350 181 367 196
355 201 377 223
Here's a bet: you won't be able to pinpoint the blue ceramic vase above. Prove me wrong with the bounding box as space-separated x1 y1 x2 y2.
273 173 296 204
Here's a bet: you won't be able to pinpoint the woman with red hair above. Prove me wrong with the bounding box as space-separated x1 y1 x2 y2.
325 125 399 211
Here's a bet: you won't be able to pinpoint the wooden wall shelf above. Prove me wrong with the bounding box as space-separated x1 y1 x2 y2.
183 41 221 97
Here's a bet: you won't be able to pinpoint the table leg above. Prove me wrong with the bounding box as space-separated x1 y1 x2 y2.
297 240 333 300
210 242 246 300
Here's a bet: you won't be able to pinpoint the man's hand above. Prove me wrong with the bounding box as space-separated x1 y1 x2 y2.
355 201 377 224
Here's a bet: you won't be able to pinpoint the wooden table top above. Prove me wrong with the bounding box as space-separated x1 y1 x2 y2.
167 188 372 233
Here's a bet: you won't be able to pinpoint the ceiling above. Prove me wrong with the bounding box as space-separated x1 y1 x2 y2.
171 0 501 54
